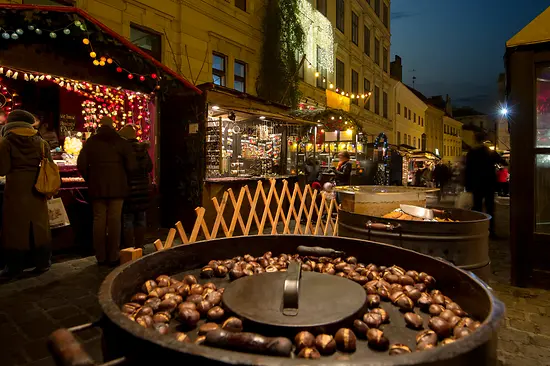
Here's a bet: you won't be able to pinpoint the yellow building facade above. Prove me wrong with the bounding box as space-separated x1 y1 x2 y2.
443 116 463 163
298 0 393 140
389 79 426 150
6 0 264 96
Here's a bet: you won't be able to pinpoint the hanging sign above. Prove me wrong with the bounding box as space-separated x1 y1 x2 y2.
59 114 76 138
326 90 350 112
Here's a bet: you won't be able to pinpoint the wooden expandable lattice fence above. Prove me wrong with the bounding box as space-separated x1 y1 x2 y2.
120 179 339 263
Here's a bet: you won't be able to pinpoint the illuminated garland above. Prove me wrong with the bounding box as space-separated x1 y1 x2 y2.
0 81 21 112
298 0 334 74
0 64 151 140
0 19 161 91
374 132 390 185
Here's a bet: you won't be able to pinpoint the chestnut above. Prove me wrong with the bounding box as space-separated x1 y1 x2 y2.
315 334 337 355
122 302 141 314
353 275 369 285
134 306 153 318
429 316 452 338
322 266 336 275
265 265 278 273
336 272 347 278
196 300 213 315
416 342 435 351
353 319 369 337
243 269 254 276
448 315 462 328
136 315 153 328
393 293 414 312
404 287 422 303
335 328 356 352
389 343 412 355
222 317 243 332
201 267 215 278
418 272 429 283
335 262 347 272
178 308 200 328
189 284 204 296
364 282 377 295
404 312 423 329
366 328 389 350
399 275 415 286
391 265 406 276
178 301 197 311
371 308 390 323
156 275 171 287
378 286 391 301
142 280 157 294
198 322 219 335
447 302 467 317
294 331 315 350
214 265 229 277
314 263 325 272
297 347 321 359
195 335 207 345
363 312 383 329
346 256 358 264
130 293 147 304
177 284 190 297
301 264 312 271
439 309 456 322
428 304 445 316
384 273 399 284
158 299 178 312
175 332 192 343
433 294 446 306
441 338 455 345
424 275 436 288
202 288 215 298
186 294 203 305
207 306 225 322
144 297 161 311
456 317 476 330
390 283 403 294
454 326 472 339
183 275 198 285
154 323 169 335
414 283 427 293
163 293 183 304
205 291 222 306
416 329 437 346
243 254 255 262
153 312 171 323
367 294 381 309
405 270 419 281
417 293 433 310
229 268 244 280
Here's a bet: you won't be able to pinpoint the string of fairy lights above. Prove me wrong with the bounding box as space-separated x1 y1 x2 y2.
0 18 161 91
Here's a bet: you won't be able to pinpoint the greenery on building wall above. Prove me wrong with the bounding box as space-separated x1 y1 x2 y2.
256 0 304 108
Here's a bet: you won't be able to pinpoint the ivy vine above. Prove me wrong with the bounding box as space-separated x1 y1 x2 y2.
256 0 304 108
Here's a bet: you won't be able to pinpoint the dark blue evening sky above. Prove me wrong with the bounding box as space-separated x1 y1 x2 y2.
391 0 549 114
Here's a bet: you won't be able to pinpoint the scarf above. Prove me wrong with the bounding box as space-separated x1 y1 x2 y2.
1 122 38 138
337 160 348 170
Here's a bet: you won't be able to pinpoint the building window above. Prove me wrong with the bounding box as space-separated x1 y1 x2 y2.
404 133 407 145
364 78 371 110
130 24 162 61
374 38 380 66
414 112 416 123
413 137 416 148
351 12 359 46
235 0 246 11
397 131 401 145
336 59 345 91
336 0 345 33
316 46 327 89
375 0 381 17
383 3 389 28
408 135 411 146
212 53 226 86
317 0 327 16
383 91 388 118
364 26 371 57
421 117 424 126
374 85 380 115
234 60 246 92
404 106 408 117
351 69 359 105
408 109 411 120
383 47 388 73
397 102 401 115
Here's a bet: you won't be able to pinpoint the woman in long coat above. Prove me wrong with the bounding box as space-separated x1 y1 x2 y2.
0 110 52 278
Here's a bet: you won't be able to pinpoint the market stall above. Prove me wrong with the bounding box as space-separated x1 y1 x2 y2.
505 5 550 287
0 4 202 248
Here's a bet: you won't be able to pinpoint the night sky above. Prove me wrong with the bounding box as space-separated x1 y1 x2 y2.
391 0 549 114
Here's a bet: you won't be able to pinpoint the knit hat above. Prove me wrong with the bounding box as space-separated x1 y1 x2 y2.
99 116 115 127
7 109 35 124
119 124 137 139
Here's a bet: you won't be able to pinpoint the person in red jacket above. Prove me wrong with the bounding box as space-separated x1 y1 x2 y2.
496 166 509 197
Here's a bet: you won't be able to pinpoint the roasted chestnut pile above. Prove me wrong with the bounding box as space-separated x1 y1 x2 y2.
120 252 481 358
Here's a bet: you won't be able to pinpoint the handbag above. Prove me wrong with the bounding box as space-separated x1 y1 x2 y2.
47 197 70 228
455 191 473 210
35 141 61 197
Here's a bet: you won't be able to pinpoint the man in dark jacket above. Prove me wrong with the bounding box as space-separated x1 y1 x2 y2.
333 151 353 186
119 125 153 249
465 132 500 236
78 117 136 265
0 110 53 278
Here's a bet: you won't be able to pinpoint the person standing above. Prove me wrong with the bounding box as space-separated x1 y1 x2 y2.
496 166 509 197
77 117 136 265
119 125 153 250
304 156 320 185
333 151 352 186
465 132 500 236
0 110 54 278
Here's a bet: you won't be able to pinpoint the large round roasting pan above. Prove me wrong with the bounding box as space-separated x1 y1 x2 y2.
65 236 505 365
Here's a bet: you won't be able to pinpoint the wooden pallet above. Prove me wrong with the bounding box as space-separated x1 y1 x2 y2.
120 179 338 263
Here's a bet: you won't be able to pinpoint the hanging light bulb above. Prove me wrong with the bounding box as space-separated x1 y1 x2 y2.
107 58 113 64
16 29 24 35
314 72 320 77
49 32 57 39
83 38 90 45
93 60 100 66
90 51 97 58
341 91 345 95
329 83 334 89
63 29 71 35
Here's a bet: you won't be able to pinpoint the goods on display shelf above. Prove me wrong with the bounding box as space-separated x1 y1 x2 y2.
206 117 222 177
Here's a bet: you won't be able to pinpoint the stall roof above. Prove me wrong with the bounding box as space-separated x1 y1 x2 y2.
507 6 550 48
0 4 201 95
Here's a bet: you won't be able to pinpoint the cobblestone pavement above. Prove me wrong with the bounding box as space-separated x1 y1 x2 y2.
0 200 549 365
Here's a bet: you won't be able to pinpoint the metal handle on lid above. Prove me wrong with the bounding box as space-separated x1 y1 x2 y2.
366 221 400 231
282 261 302 316
296 245 345 257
